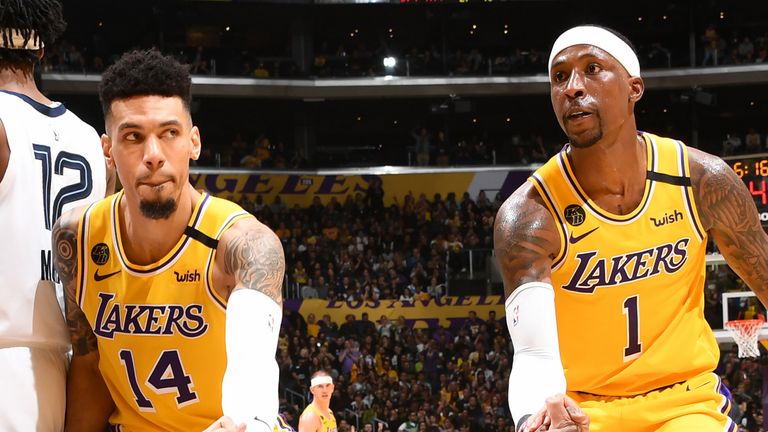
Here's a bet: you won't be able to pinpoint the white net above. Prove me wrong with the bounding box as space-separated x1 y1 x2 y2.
725 319 764 358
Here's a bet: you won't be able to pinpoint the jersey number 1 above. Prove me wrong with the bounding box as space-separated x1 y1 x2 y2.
623 295 642 361
119 349 199 410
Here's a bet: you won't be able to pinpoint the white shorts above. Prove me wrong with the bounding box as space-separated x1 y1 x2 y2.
0 346 68 432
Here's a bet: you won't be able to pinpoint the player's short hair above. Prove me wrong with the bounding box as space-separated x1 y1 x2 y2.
0 0 66 73
99 48 192 118
310 369 331 380
583 24 638 56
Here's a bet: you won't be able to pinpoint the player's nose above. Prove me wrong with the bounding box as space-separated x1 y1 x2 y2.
143 135 166 170
564 71 586 99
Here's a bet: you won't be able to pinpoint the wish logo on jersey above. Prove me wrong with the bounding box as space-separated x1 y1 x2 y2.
93 292 209 338
562 238 690 293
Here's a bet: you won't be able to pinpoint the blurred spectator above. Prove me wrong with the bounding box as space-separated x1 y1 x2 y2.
702 23 720 66
745 129 763 153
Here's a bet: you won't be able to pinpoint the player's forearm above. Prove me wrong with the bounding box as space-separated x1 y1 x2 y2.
64 354 115 432
505 282 566 427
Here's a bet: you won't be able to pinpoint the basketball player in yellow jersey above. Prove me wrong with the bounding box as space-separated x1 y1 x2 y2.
298 371 338 432
494 25 768 432
52 49 284 432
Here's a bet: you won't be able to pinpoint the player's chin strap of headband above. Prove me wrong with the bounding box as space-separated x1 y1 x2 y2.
548 25 640 78
0 28 43 50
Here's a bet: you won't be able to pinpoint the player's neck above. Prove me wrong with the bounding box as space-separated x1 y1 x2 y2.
118 184 201 265
313 399 331 413
0 67 52 105
567 123 647 213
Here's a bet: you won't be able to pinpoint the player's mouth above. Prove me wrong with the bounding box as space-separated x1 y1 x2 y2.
565 109 594 122
138 178 173 189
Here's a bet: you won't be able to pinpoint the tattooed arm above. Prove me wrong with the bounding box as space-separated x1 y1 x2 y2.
690 148 768 305
494 183 568 432
217 218 285 431
493 182 561 297
221 218 285 303
52 207 115 432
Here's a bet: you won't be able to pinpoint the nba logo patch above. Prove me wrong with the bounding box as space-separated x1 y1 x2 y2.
512 305 520 326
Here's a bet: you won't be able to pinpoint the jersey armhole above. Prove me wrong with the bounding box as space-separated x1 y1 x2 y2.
677 142 707 242
0 115 15 199
75 203 96 309
205 211 254 311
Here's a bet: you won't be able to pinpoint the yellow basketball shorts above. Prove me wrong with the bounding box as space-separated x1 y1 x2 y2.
568 373 736 432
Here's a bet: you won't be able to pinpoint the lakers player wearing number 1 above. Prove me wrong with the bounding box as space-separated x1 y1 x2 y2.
495 25 768 432
298 371 338 432
52 49 283 432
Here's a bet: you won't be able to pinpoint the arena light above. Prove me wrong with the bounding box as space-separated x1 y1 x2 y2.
383 56 396 68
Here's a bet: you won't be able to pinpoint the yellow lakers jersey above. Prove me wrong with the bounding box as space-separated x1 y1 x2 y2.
529 132 718 396
76 191 251 431
302 404 337 432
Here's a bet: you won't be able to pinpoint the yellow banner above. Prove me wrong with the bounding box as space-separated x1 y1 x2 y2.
189 172 483 207
297 295 505 329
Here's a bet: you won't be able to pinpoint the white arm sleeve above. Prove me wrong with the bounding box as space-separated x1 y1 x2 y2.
505 281 566 426
222 289 282 432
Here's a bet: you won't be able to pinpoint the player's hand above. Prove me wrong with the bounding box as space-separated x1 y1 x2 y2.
546 394 589 432
523 394 589 432
202 416 247 432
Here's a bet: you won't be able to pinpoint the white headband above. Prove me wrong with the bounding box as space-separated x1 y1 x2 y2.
310 375 333 387
0 29 42 50
548 26 640 78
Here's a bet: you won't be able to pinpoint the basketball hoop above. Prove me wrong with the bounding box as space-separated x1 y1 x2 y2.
725 318 765 358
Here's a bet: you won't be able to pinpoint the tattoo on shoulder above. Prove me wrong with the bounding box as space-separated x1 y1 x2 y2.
52 210 98 356
224 229 285 305
493 192 558 296
693 153 768 293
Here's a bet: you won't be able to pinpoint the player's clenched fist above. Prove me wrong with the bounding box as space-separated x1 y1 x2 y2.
523 394 589 432
202 416 247 432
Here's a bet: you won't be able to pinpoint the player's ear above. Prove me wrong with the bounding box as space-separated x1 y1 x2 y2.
189 126 201 161
629 76 644 103
101 133 115 169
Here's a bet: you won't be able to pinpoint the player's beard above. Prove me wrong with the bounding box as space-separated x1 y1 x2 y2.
566 113 603 149
140 198 178 220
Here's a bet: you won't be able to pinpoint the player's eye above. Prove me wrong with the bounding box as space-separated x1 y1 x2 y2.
586 63 602 74
552 70 567 83
124 132 141 142
163 129 179 139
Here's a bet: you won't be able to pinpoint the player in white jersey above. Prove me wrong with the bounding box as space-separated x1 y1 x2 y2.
0 1 112 430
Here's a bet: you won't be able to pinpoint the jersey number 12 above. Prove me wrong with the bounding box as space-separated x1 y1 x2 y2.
33 144 93 230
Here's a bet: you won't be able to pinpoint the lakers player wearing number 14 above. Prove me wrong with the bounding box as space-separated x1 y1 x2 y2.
52 49 284 432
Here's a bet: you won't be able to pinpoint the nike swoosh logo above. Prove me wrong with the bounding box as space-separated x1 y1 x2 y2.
569 227 599 244
686 381 711 392
94 269 121 282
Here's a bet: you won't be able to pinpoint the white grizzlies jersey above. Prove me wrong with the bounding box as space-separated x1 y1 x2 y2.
0 90 106 349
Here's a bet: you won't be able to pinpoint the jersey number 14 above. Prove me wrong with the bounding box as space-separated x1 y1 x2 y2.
119 349 199 410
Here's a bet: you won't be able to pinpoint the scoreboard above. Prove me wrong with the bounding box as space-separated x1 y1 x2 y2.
725 154 768 224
